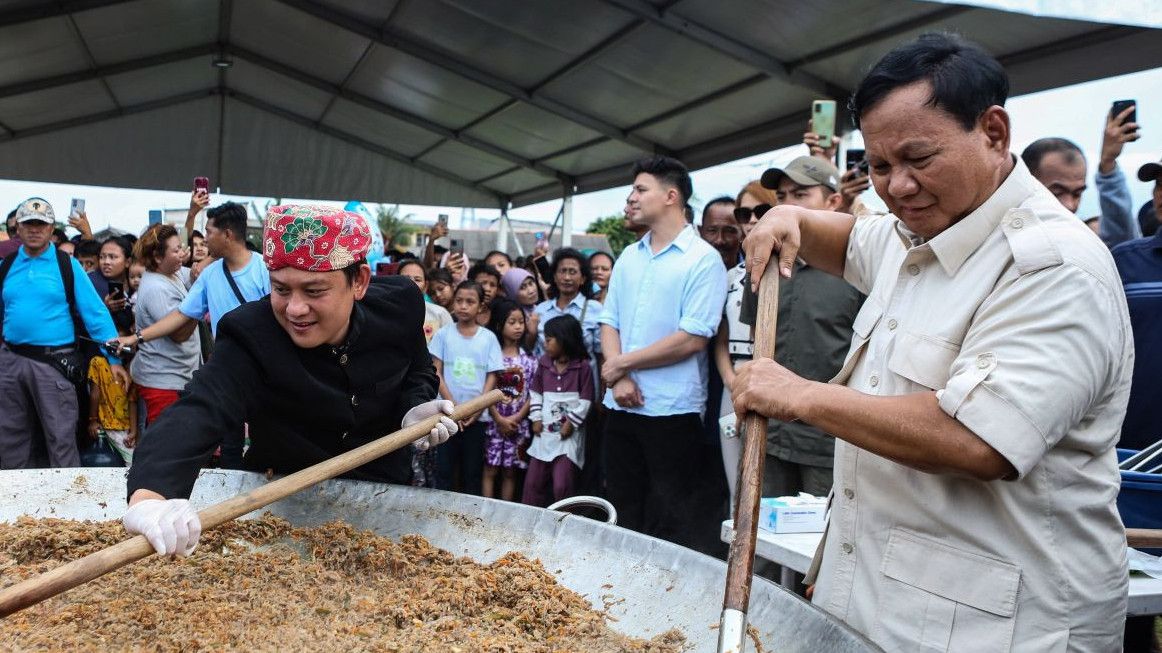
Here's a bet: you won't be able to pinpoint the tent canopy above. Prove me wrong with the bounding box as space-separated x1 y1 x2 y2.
0 0 1158 209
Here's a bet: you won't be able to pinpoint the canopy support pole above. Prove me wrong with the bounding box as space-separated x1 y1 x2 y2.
561 189 574 248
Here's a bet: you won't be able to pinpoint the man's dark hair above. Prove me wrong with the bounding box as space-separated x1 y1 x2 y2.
1020 138 1084 176
206 202 248 241
76 239 101 259
632 155 693 205
468 261 501 284
850 32 1009 131
340 260 366 286
52 228 67 244
5 208 15 230
548 247 592 300
701 196 736 224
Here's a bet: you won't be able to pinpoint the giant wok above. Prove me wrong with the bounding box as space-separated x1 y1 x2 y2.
0 468 879 652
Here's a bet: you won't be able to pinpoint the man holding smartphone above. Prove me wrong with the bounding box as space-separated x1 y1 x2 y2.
803 121 870 215
1020 101 1141 247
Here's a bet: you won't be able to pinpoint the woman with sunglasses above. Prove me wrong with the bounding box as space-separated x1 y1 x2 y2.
732 180 778 237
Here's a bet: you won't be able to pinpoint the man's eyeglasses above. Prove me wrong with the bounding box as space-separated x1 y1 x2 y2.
733 204 772 223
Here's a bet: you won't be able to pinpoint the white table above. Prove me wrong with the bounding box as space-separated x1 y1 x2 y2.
721 520 1162 616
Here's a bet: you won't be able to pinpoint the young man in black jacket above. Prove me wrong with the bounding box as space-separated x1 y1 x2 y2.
120 205 456 556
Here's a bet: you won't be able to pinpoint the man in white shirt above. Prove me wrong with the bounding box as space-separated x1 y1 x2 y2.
737 33 1130 651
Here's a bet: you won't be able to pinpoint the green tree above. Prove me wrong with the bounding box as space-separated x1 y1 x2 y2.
376 204 418 248
586 213 635 256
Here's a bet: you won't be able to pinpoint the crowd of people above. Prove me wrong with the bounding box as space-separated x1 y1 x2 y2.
2 30 1161 652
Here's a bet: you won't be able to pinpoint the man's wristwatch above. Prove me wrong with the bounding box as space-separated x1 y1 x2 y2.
134 328 144 347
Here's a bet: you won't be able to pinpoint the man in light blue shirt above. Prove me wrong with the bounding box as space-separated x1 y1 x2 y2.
598 156 728 553
0 198 126 468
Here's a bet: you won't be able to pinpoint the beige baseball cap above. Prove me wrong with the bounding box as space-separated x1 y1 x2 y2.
761 156 840 192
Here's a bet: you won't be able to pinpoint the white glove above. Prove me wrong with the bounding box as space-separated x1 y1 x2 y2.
403 399 459 451
123 498 202 557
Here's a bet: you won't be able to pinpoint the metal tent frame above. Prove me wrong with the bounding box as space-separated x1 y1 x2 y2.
0 0 1158 213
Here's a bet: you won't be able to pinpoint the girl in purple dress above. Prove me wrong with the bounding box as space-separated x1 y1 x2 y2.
483 299 537 501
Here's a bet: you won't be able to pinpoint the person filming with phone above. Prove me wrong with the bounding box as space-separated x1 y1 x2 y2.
803 106 872 216
1021 100 1141 248
89 236 135 334
738 33 1132 650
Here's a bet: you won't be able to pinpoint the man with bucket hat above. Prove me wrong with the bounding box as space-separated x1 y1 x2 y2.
0 198 127 469
120 205 456 557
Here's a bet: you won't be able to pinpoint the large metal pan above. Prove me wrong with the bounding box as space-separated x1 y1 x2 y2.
0 468 880 652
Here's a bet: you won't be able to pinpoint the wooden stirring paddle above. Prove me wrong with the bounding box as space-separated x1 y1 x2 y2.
0 389 503 618
718 262 780 653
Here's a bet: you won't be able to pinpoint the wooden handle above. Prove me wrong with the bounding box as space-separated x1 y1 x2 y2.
1127 528 1162 548
0 390 503 618
719 263 780 651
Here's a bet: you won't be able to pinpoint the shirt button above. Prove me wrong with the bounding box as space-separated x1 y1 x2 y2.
341 431 349 440
1011 217 1024 229
907 264 920 276
976 355 990 369
339 354 348 366
351 395 358 406
887 318 898 330
841 542 854 554
869 375 879 387
844 488 854 500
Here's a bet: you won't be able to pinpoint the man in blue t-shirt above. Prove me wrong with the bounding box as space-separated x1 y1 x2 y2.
1 198 126 468
112 203 269 349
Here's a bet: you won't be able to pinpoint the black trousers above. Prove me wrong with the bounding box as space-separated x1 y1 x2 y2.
603 409 727 556
436 421 485 496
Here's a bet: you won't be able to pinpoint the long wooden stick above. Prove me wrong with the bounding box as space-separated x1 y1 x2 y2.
1127 529 1162 548
718 263 780 653
0 390 503 618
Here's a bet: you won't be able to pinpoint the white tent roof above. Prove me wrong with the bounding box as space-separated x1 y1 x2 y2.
0 0 1158 208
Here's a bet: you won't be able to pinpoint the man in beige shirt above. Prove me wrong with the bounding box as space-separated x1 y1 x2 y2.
737 33 1131 651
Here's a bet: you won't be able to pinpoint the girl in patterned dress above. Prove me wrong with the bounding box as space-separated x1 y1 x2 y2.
482 299 537 501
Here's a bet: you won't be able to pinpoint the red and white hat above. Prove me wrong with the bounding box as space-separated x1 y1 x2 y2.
262 204 371 272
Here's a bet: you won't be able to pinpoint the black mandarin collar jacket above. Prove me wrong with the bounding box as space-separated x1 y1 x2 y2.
127 276 438 500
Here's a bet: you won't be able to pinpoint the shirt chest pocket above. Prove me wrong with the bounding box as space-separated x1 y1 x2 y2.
887 331 959 391
830 300 882 385
872 528 1021 653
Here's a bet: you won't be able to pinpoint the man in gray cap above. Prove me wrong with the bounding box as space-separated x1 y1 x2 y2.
760 155 844 214
727 156 863 504
0 198 126 468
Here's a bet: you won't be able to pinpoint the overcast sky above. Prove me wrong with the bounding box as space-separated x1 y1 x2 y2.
2 64 1159 237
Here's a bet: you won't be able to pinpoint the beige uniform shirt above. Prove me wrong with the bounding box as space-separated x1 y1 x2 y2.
810 157 1132 652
